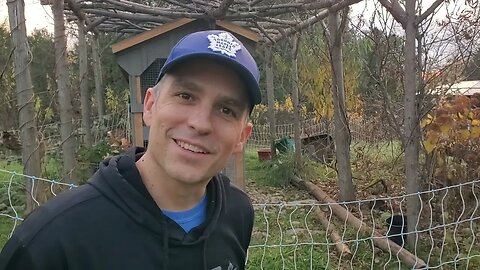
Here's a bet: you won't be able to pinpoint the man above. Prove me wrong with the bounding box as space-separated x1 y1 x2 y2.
0 30 261 270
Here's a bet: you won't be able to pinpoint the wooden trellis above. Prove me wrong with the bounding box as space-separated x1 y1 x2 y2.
60 0 361 42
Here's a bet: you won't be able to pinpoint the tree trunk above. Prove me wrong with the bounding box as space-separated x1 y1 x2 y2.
291 34 301 167
404 0 421 248
265 48 276 159
78 20 92 147
328 10 355 202
91 34 105 120
7 0 43 214
52 0 76 184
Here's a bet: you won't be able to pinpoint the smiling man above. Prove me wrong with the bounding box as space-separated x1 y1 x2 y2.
0 30 261 270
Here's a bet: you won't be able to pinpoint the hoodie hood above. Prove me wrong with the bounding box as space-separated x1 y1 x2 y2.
88 147 227 245
88 147 233 269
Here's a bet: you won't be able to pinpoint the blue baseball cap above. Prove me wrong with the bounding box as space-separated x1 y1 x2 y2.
155 30 261 108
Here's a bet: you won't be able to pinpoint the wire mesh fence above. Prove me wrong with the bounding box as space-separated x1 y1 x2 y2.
247 117 398 148
0 112 131 162
1 168 479 269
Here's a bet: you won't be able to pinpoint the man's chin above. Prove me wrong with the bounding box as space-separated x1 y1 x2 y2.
168 170 212 186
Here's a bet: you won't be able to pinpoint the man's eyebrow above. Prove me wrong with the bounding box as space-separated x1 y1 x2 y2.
171 75 202 92
219 96 247 110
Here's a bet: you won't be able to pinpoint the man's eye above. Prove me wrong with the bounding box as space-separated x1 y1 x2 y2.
221 107 236 117
178 93 192 100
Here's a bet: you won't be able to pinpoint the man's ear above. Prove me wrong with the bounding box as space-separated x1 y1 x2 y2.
233 122 253 154
142 88 156 127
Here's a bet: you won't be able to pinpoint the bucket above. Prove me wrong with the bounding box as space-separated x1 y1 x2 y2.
386 215 407 246
275 137 295 154
257 148 272 161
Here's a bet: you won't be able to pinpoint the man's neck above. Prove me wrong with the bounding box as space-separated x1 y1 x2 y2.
135 153 207 211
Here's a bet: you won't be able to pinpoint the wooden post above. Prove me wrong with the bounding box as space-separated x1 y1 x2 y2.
265 48 276 159
328 10 355 202
403 0 421 248
133 75 144 147
77 20 92 147
223 151 245 190
234 150 245 190
52 0 76 183
7 0 42 213
91 34 105 120
291 34 301 167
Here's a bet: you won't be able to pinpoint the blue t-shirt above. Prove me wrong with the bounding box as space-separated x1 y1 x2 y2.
162 194 207 233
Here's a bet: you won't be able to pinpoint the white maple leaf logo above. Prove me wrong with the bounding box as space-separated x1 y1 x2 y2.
207 32 242 57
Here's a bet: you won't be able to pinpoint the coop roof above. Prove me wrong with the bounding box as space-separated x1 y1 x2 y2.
111 18 259 54
448 80 480 96
437 80 480 96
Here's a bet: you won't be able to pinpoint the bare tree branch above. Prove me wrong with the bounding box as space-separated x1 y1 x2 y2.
378 0 406 28
86 16 108 32
253 20 275 43
417 0 445 24
209 0 235 17
0 48 14 82
65 0 99 35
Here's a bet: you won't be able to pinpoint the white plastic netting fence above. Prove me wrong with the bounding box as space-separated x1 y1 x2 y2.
1 169 479 269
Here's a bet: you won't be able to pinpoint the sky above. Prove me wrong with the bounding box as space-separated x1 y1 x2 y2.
0 0 466 35
0 0 54 33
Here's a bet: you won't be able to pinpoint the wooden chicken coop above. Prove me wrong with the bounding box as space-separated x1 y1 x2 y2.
111 18 259 190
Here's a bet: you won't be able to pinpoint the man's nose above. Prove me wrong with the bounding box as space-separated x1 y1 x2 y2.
187 105 213 135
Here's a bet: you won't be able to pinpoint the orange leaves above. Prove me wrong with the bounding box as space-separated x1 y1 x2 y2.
422 94 480 154
471 127 480 138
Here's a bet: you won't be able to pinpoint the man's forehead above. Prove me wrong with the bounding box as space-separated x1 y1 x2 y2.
162 57 254 111
170 73 248 102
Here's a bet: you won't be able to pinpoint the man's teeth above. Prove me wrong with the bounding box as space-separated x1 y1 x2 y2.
176 140 207 153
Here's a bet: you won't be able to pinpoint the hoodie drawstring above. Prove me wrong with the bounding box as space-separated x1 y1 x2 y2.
202 239 208 270
163 220 169 269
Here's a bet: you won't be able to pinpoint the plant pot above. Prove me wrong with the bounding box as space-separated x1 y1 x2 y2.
257 148 272 161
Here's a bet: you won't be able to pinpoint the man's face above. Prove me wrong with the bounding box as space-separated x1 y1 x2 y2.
142 59 252 186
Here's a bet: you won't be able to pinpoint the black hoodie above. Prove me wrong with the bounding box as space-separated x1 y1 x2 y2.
0 147 254 270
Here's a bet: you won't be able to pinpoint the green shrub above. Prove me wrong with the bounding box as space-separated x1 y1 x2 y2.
76 139 125 184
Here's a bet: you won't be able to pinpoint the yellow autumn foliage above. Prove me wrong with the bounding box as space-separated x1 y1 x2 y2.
422 93 480 183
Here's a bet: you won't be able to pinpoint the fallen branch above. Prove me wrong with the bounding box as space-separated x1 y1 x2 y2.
313 207 352 259
291 175 427 269
360 178 388 193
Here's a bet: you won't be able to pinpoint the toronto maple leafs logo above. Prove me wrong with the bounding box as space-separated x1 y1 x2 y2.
207 32 242 58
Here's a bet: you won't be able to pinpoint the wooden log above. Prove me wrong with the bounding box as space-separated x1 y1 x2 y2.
291 175 427 269
313 207 352 259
